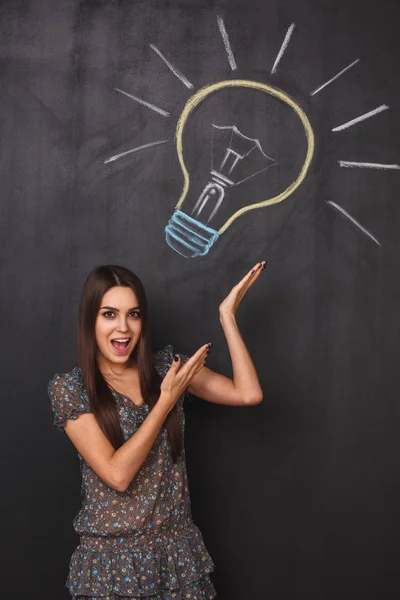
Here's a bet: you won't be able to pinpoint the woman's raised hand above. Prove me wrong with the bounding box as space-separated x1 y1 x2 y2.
160 343 211 412
219 261 267 319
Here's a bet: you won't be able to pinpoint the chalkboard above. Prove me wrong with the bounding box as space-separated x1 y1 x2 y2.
2 0 400 598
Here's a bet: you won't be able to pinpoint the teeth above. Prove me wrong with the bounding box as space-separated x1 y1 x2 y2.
113 338 130 342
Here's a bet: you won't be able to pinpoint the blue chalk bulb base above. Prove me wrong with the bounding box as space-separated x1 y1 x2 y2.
165 210 219 258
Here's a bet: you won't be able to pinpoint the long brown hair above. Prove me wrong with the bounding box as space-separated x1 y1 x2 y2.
77 265 182 463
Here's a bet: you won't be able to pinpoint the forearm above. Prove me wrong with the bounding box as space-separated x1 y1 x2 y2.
110 393 172 491
220 310 263 404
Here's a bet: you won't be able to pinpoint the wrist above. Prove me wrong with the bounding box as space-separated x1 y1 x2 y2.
219 309 237 324
159 390 173 404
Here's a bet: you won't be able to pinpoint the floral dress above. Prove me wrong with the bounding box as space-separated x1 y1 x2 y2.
47 344 216 600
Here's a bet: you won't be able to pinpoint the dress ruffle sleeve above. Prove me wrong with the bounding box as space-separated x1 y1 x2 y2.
47 368 92 432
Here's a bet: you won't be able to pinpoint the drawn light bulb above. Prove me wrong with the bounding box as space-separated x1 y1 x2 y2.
165 80 315 258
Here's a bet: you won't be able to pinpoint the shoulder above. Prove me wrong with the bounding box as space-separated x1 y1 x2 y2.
47 365 83 395
47 366 91 432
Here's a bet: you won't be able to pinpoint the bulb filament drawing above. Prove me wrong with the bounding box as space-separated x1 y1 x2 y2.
191 124 276 226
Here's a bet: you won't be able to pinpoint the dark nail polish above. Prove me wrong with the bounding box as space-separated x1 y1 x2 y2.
251 269 255 274
174 355 179 361
207 343 213 348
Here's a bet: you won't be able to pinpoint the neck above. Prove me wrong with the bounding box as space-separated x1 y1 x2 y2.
97 353 137 379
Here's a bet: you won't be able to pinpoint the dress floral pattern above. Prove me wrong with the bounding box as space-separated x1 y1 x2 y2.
47 344 216 600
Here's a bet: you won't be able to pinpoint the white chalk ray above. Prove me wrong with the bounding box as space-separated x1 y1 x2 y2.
332 104 389 132
150 44 194 89
115 88 170 117
339 161 400 170
310 58 360 96
217 15 237 71
271 23 295 75
104 140 169 164
326 201 381 246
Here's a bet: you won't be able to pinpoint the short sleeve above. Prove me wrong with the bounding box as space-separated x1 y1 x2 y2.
47 369 92 432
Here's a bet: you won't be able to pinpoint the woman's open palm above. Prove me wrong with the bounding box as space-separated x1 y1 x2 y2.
219 261 266 318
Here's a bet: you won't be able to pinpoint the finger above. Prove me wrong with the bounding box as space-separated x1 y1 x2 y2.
237 267 258 287
240 261 266 292
190 343 211 362
237 267 261 298
236 262 263 290
169 354 181 371
195 354 211 376
179 344 210 376
249 261 267 278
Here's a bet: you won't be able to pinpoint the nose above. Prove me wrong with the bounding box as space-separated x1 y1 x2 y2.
116 315 129 332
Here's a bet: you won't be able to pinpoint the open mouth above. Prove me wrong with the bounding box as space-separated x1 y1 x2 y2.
111 338 131 352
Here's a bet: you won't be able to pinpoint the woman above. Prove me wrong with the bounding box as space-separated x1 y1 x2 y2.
48 261 265 600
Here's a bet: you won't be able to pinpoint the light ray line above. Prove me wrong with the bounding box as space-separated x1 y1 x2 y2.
217 15 237 70
104 140 169 164
332 104 389 132
115 88 170 117
150 44 194 89
310 58 360 96
326 201 381 246
271 23 295 75
339 160 400 170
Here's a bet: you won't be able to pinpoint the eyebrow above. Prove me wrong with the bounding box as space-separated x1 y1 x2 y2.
100 306 140 311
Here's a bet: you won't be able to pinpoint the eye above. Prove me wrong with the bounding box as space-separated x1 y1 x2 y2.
101 311 141 318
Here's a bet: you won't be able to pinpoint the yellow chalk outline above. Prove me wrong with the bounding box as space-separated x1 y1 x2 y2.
175 79 314 234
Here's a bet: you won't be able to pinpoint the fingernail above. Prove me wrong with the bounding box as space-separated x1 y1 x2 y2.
174 355 179 361
262 261 267 271
206 343 213 348
251 269 255 274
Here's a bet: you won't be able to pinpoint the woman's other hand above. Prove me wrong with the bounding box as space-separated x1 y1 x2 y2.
219 261 266 319
159 343 211 411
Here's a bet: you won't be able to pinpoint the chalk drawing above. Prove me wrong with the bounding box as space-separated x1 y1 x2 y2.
164 79 314 258
271 23 295 75
326 201 381 246
332 104 389 132
217 15 237 71
108 16 398 259
339 161 400 170
212 124 276 184
189 124 276 225
310 59 360 96
104 140 169 164
115 88 170 117
150 44 194 89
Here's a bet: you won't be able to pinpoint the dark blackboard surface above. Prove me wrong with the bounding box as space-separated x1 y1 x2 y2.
1 0 400 598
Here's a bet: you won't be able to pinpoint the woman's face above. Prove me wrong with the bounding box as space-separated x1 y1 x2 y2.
95 286 142 368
